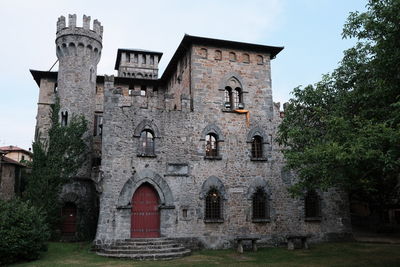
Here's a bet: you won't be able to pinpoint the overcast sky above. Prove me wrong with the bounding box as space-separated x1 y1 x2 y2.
0 0 366 150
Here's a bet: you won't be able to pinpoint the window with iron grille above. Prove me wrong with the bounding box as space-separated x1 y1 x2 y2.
205 134 218 157
233 88 242 109
305 190 321 218
224 86 232 108
140 130 154 155
205 188 222 220
252 188 269 220
251 136 263 158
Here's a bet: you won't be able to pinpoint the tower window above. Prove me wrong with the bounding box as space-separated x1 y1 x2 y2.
142 54 147 65
61 111 68 126
94 114 103 136
54 83 58 93
205 188 222 220
140 130 154 155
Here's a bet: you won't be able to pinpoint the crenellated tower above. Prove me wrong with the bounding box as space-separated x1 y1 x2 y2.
55 14 103 177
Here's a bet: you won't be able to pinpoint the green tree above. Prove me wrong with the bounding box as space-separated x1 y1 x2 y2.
277 0 400 215
25 98 88 235
0 199 50 265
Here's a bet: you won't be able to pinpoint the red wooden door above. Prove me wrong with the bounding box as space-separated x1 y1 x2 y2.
131 184 160 238
61 203 77 235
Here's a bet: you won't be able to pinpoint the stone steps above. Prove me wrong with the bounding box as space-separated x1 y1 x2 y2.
96 238 191 260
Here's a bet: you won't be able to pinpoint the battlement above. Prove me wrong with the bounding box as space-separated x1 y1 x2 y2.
56 14 103 39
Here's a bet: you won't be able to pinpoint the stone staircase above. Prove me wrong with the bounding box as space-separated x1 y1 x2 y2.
96 238 191 260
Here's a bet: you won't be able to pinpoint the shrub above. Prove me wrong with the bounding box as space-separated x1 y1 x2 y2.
0 199 50 265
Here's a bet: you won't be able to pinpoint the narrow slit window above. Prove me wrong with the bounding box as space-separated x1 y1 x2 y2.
61 111 68 126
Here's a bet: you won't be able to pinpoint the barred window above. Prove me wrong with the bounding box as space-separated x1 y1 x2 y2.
205 188 221 220
233 88 242 108
205 134 218 157
251 136 263 158
224 86 232 108
140 130 154 155
305 190 321 218
252 188 269 220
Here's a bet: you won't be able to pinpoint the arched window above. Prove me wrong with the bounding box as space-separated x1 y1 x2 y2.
252 188 269 220
205 188 222 220
243 53 250 63
199 48 207 59
229 52 236 61
205 133 218 157
251 135 263 158
305 190 321 219
223 78 243 110
257 55 264 65
224 86 232 108
140 130 154 155
233 87 242 109
215 50 222 60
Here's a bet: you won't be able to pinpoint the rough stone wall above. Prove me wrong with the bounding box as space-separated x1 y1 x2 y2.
165 51 191 111
35 78 56 142
0 164 16 200
95 44 351 249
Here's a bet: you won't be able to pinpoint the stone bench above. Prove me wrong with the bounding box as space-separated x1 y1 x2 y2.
234 236 260 253
286 235 310 250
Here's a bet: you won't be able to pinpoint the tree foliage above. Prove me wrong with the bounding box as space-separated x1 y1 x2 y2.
277 0 400 208
0 199 50 265
25 98 88 234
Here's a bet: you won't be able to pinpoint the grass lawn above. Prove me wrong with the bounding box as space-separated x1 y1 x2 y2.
11 242 400 267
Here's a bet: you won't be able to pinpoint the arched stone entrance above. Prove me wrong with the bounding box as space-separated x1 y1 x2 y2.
131 183 160 238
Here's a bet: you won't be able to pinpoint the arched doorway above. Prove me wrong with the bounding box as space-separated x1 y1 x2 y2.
131 183 160 238
61 202 77 235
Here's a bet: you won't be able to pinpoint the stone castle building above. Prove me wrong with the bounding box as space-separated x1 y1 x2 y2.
30 14 351 249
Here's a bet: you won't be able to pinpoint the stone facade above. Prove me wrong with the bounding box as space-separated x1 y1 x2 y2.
31 14 352 247
0 152 25 201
